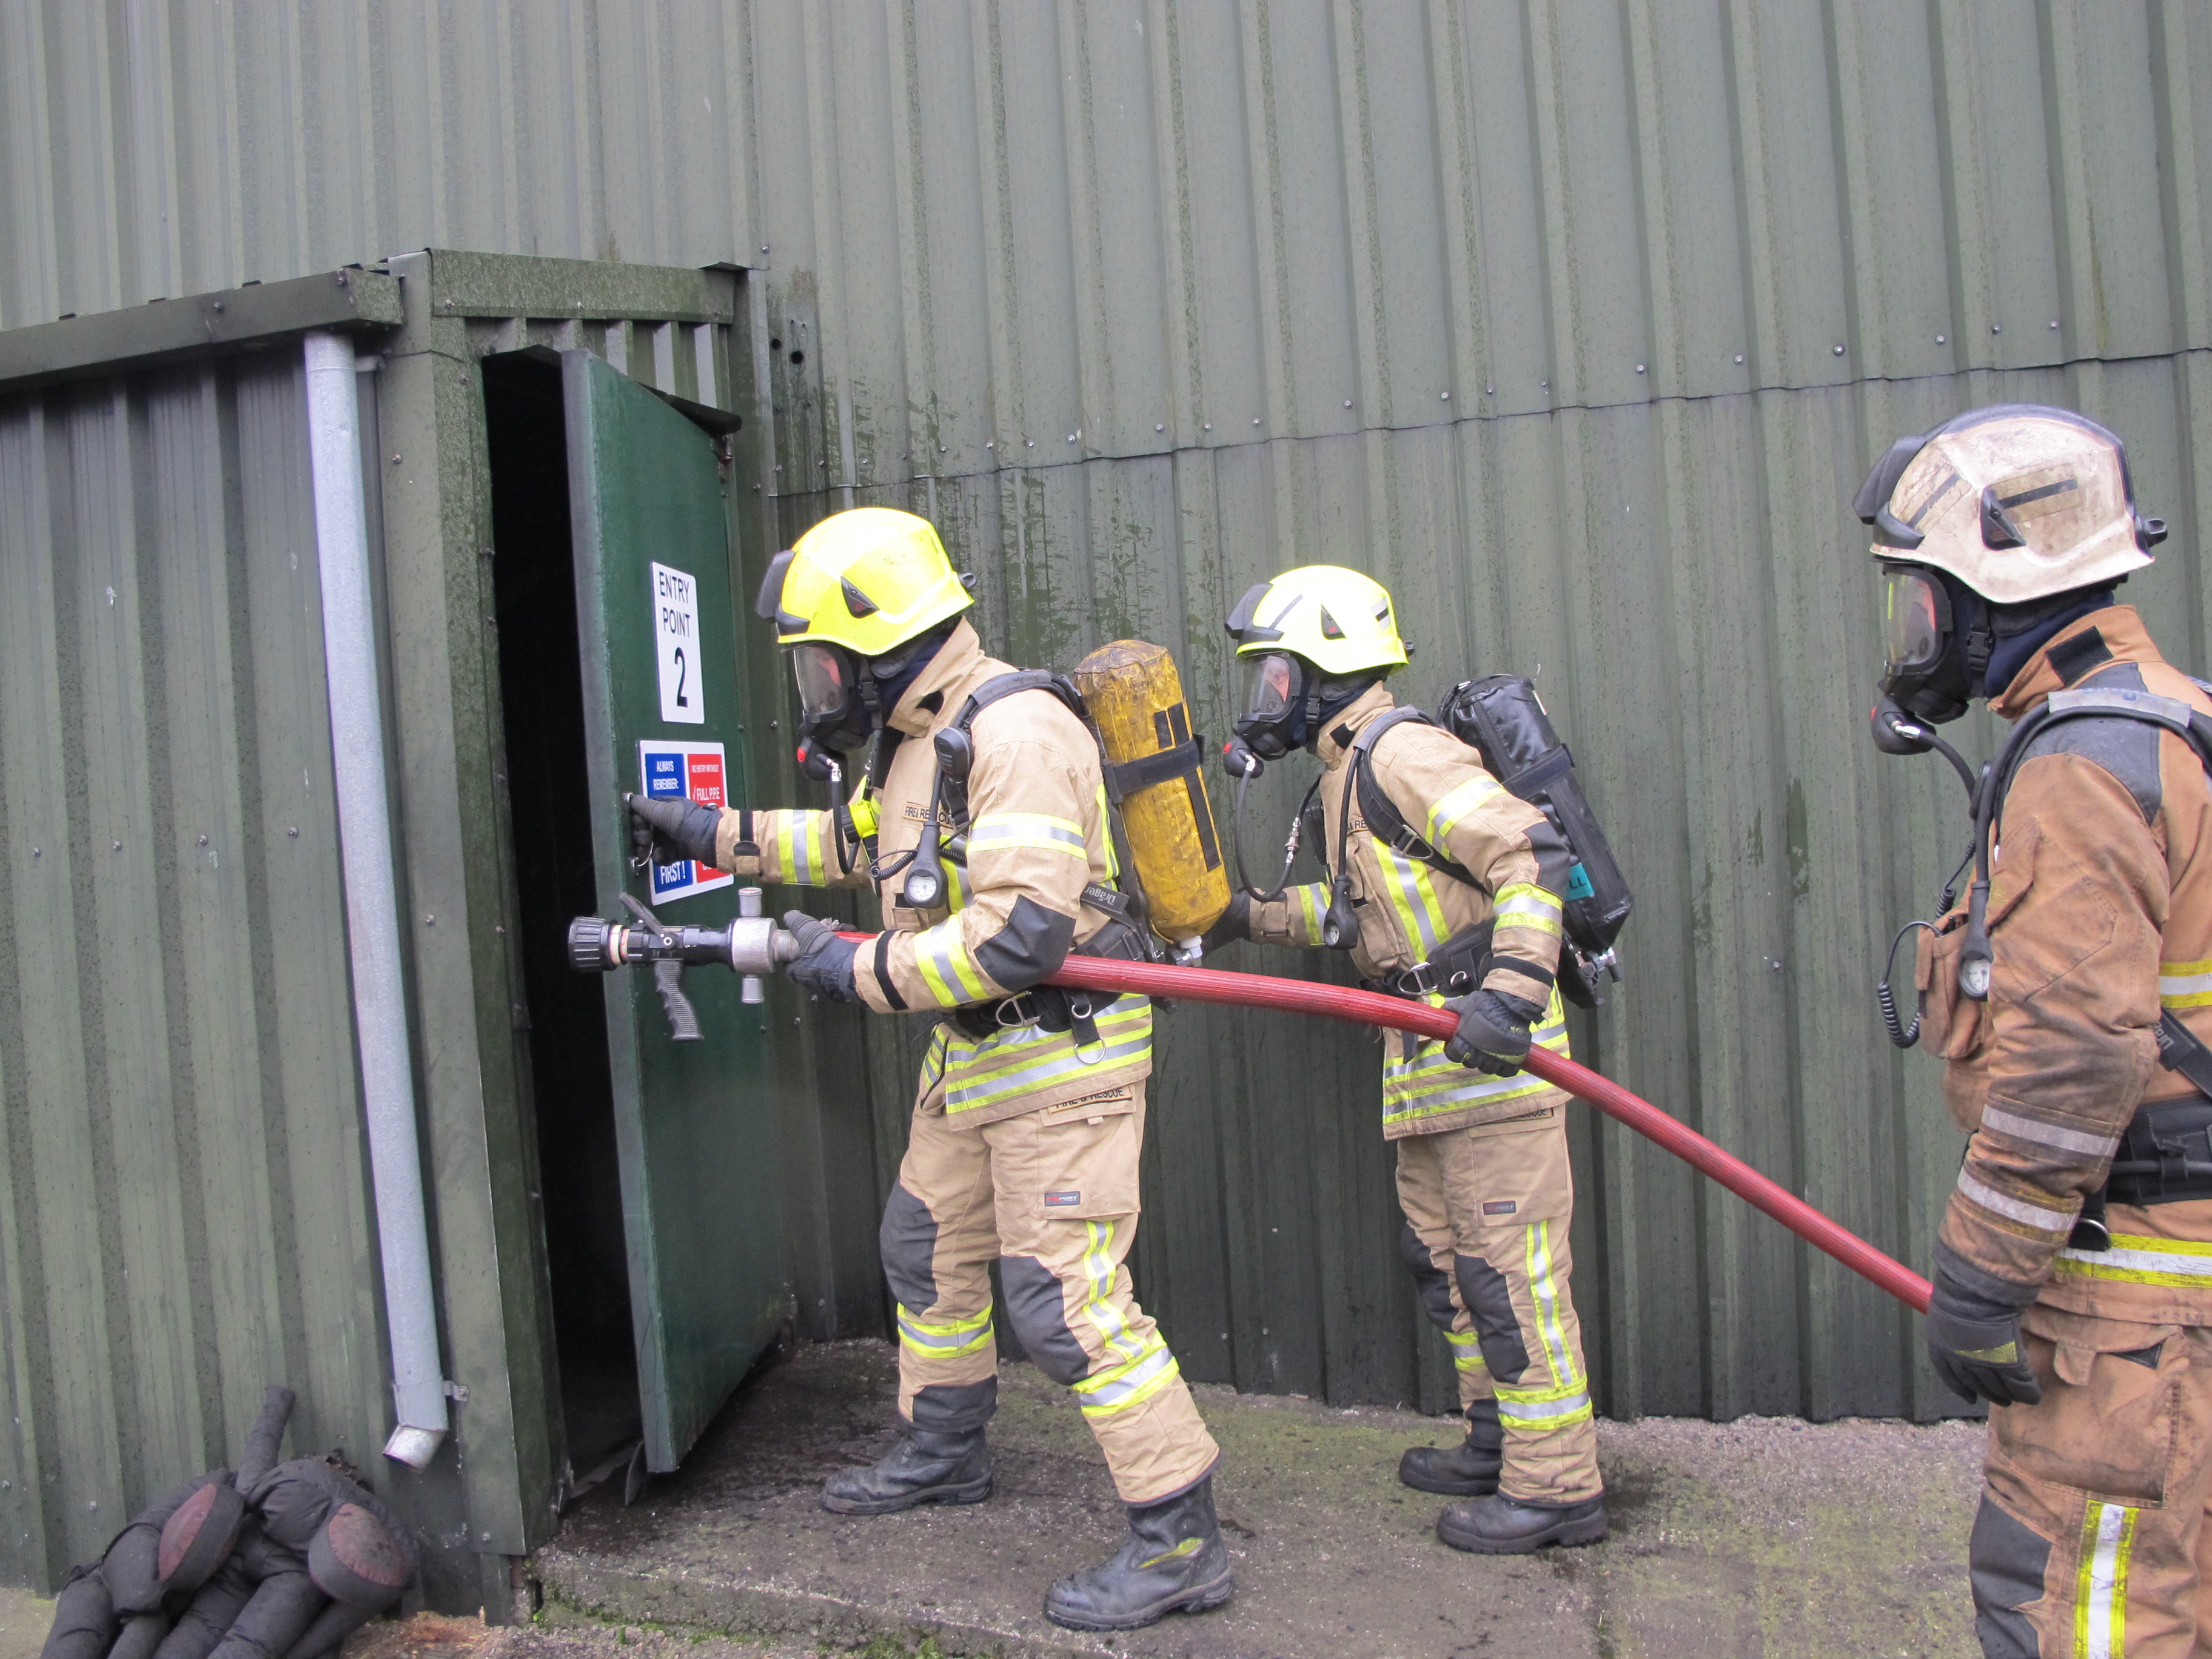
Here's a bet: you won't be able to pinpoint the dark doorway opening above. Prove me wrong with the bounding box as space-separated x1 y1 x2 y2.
481 349 642 1495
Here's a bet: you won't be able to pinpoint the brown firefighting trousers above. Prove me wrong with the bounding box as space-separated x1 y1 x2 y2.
880 1076 1220 1505
1396 1111 1603 1505
1971 1305 2212 1657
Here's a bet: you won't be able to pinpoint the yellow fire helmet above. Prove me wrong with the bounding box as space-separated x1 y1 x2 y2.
755 506 974 657
1854 403 2164 605
1224 564 1409 678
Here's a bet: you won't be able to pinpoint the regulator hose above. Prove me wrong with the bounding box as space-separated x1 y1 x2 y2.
1033 953 1936 1314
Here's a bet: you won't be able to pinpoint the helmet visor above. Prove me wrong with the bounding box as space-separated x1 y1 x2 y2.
1881 568 1949 675
791 643 854 719
1242 654 1301 726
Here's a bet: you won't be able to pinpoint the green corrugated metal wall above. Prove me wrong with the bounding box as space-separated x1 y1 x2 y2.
8 1 2212 1435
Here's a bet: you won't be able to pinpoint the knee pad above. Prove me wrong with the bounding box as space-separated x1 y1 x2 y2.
997 1255 1091 1385
1453 1252 1530 1385
1398 1222 1460 1332
1969 1496 2049 1659
879 1184 939 1312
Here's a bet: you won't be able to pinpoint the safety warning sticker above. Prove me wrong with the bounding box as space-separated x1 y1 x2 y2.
639 740 732 902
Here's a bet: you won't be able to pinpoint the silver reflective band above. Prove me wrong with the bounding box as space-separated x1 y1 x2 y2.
1956 1168 2074 1232
1978 1105 2120 1159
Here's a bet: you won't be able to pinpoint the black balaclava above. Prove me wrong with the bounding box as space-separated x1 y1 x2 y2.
1308 673 1383 749
870 620 958 725
1982 587 2117 698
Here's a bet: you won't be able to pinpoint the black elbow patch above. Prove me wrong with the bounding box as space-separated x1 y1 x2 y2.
1526 818 1575 899
973 896 1075 992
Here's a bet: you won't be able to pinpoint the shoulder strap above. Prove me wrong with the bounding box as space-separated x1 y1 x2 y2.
1349 709 1476 885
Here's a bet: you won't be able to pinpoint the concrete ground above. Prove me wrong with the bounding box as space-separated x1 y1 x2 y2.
532 1339 1988 1659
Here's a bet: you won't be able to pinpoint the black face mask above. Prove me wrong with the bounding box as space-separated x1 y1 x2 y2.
1878 566 1987 725
789 626 952 757
1233 652 1313 760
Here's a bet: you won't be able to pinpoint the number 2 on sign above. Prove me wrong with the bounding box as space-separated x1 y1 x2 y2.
653 562 705 725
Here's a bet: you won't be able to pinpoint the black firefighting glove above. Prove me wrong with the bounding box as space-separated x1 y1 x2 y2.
626 793 722 868
782 911 862 1004
1925 1251 2042 1408
1199 893 1252 955
1441 988 1544 1077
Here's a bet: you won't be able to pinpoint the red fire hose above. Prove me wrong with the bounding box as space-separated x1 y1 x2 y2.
1035 954 1935 1315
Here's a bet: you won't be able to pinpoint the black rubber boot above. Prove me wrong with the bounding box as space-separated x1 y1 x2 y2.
819 1426 993 1516
1436 1491 1609 1554
1044 1474 1236 1632
1398 1400 1503 1496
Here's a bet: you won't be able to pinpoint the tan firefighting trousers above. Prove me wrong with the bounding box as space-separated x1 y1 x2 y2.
1971 1304 2212 1657
879 1074 1220 1506
1396 1110 1603 1505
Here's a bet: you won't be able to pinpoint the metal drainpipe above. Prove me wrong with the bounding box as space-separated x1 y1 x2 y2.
303 330 451 1471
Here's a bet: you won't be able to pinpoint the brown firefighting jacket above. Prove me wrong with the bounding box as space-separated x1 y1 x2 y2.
1921 606 2212 1322
711 620 1150 1126
1243 683 1575 1139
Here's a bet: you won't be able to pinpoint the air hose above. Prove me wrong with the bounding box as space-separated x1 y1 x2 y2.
1031 953 1936 1315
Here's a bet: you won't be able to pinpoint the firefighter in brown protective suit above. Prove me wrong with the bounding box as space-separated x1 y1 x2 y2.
627 508 1229 1634
1857 404 2212 1656
1201 565 1608 1553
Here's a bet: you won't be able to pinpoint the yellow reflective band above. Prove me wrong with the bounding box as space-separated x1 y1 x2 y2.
894 1303 995 1358
1445 1329 1488 1374
1493 882 1564 939
1381 1014 1571 1126
1291 883 1328 947
765 811 827 885
1095 785 1119 880
2160 957 2212 1008
943 859 970 912
1375 846 1449 956
1525 1220 1580 1388
2056 1232 2212 1287
920 1024 949 1090
942 1003 1155 1114
1425 774 1506 847
1073 1336 1180 1416
1494 1376 1594 1430
1136 1537 1202 1570
968 812 1089 859
1079 1219 1148 1363
2075 1501 2136 1658
913 917 991 1007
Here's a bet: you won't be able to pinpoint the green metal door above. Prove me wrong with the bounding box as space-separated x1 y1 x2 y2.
563 349 783 1471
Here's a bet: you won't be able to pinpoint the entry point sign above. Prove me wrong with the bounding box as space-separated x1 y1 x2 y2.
639 740 732 902
653 562 705 724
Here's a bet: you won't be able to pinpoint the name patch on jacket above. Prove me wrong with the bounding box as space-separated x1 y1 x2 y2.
1044 1191 1082 1207
1483 1200 1518 1216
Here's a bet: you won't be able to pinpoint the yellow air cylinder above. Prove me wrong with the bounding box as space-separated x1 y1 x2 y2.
1071 640 1232 954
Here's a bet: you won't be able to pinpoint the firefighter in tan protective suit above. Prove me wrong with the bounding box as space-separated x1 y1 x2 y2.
1202 566 1608 1553
1856 405 2212 1657
626 508 1229 1634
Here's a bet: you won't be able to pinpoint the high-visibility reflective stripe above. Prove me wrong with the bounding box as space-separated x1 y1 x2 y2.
1373 845 1449 956
1524 1221 1580 1387
1291 883 1328 947
1493 883 1564 939
920 1025 948 1090
1495 1376 1595 1430
913 917 991 1007
2160 957 2212 1009
1424 774 1506 848
1095 786 1119 880
2074 1501 2136 1658
1073 1337 1180 1416
943 859 970 912
2056 1232 2212 1287
764 811 828 885
1444 1328 1488 1375
1078 1219 1148 1364
968 813 1088 859
1956 1169 2074 1235
942 1003 1155 1114
1979 1105 2119 1159
1382 994 1571 1127
895 1303 995 1358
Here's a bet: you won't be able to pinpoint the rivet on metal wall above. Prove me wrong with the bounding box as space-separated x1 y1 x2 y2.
1735 355 1744 364
1252 417 1261 425
1067 434 1076 442
198 836 209 846
1833 344 1845 355
2049 320 2060 329
1343 399 1352 408
1203 423 1212 431
1936 335 1946 344
1156 424 1165 432
1992 323 2003 334
111 840 121 852
1635 364 1645 374
426 915 437 926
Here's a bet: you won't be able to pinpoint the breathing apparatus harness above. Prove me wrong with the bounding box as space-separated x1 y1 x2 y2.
1878 664 2212 1244
1225 675 1634 1008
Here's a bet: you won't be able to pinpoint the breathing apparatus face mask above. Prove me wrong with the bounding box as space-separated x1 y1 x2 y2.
1878 565 1982 725
790 643 873 755
1235 652 1310 760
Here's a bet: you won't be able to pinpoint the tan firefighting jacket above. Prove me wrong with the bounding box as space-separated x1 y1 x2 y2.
711 620 1150 1126
1243 683 1574 1140
1920 606 2212 1322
